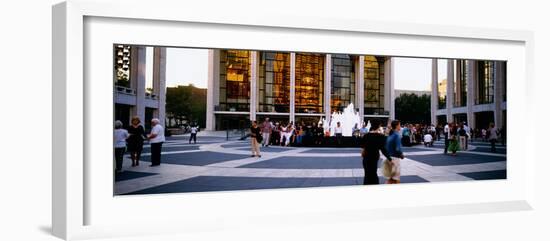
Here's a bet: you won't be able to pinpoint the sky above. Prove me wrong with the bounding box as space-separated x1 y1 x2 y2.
392 57 432 91
166 48 209 88
165 48 436 91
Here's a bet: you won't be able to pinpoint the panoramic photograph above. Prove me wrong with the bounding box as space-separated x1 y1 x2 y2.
112 45 507 195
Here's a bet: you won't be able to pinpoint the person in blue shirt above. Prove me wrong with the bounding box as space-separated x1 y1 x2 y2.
386 120 405 184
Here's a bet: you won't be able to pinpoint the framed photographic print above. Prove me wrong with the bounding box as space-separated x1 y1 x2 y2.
52 0 535 240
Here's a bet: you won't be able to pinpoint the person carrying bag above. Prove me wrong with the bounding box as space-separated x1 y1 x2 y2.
385 120 404 184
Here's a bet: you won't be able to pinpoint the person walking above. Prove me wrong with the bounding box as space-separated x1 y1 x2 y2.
189 124 198 144
448 123 460 156
488 123 498 153
360 120 392 185
261 118 272 147
463 122 470 150
443 122 450 154
458 123 467 151
385 120 404 184
114 120 129 173
126 116 146 167
250 121 262 157
147 118 165 166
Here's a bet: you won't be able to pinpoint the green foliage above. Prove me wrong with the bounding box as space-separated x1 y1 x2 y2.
165 84 207 127
395 93 431 124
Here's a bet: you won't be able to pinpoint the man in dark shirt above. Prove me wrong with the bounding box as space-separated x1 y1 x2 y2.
360 119 392 185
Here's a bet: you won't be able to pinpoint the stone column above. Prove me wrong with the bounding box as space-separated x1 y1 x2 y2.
133 46 146 124
446 59 455 123
206 49 220 131
290 52 296 124
356 56 365 119
384 57 392 118
324 54 332 121
466 60 476 129
494 61 504 129
431 59 438 126
249 51 258 122
389 58 396 120
153 47 167 126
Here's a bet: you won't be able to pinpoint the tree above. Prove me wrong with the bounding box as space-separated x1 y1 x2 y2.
395 93 431 125
165 84 207 128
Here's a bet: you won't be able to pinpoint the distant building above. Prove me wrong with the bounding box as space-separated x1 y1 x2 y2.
430 59 506 129
206 50 396 130
114 45 166 129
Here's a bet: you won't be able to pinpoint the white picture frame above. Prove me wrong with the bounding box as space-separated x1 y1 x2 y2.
52 0 535 240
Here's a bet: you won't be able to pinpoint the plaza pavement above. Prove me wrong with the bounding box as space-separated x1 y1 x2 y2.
114 132 506 195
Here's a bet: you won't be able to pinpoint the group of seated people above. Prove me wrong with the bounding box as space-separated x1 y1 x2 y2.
400 123 437 147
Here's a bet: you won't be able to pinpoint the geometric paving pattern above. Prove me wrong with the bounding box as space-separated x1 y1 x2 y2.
114 134 507 195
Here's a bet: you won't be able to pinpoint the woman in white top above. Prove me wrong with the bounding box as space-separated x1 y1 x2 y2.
147 118 165 166
114 120 129 173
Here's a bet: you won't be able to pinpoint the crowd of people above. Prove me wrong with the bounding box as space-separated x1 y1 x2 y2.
397 121 505 154
254 118 375 148
250 118 405 185
250 117 506 185
113 117 165 173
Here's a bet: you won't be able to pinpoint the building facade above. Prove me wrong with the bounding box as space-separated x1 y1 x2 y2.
431 59 507 130
114 45 167 130
206 49 395 130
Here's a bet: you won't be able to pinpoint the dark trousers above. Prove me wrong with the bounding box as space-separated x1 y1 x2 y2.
444 136 449 154
150 142 163 166
363 158 379 185
490 139 496 152
189 133 197 143
336 133 343 145
114 147 125 171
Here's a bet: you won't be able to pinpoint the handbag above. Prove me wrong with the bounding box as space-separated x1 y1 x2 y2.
382 158 401 179
256 133 263 143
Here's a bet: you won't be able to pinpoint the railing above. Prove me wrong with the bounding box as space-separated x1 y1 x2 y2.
115 86 136 95
145 92 158 100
